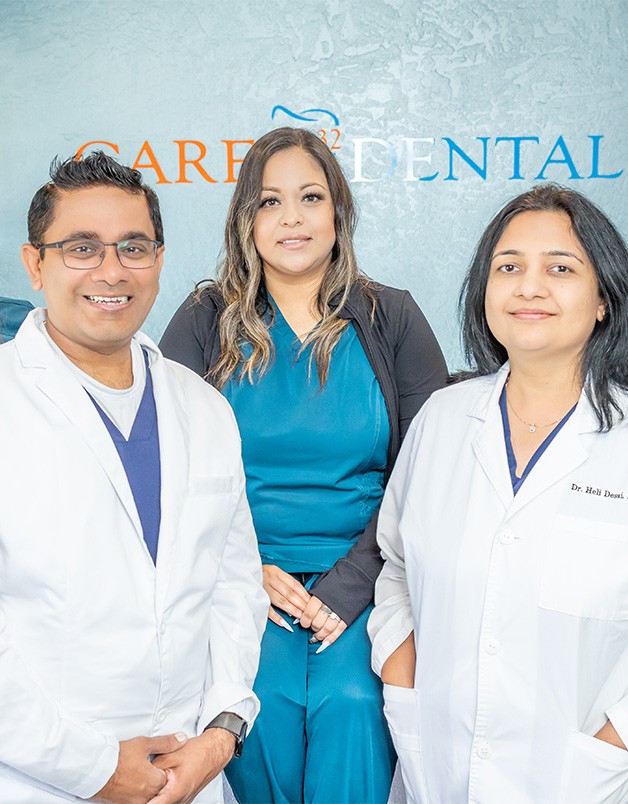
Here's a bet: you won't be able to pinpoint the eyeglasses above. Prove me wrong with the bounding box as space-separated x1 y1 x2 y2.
34 238 163 270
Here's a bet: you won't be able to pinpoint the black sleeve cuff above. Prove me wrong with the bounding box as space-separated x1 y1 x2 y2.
311 556 381 626
311 510 383 626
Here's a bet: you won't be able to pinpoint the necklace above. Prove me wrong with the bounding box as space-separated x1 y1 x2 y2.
506 393 565 434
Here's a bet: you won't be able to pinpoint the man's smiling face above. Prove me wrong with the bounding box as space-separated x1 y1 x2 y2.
21 185 163 363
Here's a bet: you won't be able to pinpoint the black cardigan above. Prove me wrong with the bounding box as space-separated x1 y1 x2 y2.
160 282 447 625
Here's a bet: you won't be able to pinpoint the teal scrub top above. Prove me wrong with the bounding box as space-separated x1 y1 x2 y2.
223 302 389 573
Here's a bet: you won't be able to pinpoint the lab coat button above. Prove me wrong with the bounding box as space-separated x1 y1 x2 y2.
476 740 493 759
156 710 167 724
486 638 501 655
499 530 514 545
160 622 167 635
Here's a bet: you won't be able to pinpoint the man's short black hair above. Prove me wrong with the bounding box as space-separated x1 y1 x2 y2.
27 151 164 246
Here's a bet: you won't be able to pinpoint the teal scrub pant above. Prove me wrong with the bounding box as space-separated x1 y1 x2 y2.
225 599 396 803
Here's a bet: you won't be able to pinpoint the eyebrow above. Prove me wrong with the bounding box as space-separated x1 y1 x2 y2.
491 248 584 264
546 249 584 264
61 230 154 242
260 183 326 193
61 230 100 241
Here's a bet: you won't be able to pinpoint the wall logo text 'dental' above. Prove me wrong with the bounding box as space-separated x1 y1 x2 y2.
75 108 622 185
75 135 623 185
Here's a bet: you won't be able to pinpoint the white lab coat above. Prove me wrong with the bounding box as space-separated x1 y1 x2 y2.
369 365 628 804
0 310 268 803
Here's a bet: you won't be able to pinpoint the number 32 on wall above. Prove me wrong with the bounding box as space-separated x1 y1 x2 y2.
318 129 341 150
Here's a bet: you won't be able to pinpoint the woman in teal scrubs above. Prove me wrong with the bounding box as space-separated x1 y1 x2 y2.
161 127 447 803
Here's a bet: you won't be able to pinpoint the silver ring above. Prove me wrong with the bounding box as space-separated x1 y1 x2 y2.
329 612 340 621
320 605 332 616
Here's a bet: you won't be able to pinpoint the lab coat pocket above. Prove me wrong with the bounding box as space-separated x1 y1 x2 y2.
558 730 628 804
383 684 430 804
538 516 628 620
178 474 238 581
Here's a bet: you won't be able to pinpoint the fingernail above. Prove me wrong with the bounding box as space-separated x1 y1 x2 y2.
292 618 300 625
309 635 319 644
316 640 330 654
175 732 187 742
277 618 294 633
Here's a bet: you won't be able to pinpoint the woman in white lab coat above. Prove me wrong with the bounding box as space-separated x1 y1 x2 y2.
369 184 628 804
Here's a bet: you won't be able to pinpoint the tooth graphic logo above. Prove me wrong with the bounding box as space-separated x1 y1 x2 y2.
271 106 340 126
271 106 342 150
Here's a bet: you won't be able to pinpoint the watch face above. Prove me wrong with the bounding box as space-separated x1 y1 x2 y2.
235 721 248 757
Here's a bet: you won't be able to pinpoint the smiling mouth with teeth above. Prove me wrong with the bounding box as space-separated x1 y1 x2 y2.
86 296 130 305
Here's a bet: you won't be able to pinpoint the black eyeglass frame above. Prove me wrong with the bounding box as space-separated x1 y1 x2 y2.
33 238 164 270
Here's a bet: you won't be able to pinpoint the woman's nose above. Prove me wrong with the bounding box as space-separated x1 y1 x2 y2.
280 201 303 227
515 267 548 298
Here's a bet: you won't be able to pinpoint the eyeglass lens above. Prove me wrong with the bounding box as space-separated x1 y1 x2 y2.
61 240 157 269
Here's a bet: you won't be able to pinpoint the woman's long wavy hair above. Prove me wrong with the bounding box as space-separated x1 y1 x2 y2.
459 183 628 431
198 127 372 389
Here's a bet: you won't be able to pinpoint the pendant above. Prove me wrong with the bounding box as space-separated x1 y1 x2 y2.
529 424 536 433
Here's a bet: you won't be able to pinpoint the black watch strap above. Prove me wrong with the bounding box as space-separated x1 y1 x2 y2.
204 712 247 758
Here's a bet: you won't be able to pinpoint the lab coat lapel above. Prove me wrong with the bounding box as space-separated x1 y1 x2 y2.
25 340 145 542
15 308 147 548
506 397 595 517
470 367 514 510
146 343 190 606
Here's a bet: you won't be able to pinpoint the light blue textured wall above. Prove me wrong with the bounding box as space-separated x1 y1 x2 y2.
1 0 626 367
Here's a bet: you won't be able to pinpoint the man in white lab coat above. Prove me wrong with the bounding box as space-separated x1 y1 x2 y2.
0 152 268 803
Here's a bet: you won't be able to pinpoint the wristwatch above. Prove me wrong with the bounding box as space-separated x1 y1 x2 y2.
204 712 248 758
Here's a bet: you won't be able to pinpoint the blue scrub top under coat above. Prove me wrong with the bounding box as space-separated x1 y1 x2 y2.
87 351 161 564
499 385 576 495
223 302 390 573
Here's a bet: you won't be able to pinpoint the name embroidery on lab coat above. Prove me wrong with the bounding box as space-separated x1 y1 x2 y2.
570 483 625 500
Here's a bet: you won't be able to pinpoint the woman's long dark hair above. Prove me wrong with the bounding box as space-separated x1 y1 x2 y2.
459 184 628 431
200 127 373 389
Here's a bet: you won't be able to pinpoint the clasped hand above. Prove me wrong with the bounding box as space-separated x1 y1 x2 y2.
92 728 235 804
262 564 347 648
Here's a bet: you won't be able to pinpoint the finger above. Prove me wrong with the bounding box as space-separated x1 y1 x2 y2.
312 615 339 641
281 575 312 604
268 578 311 608
146 769 179 803
267 607 294 632
315 620 347 653
267 588 309 618
328 620 347 643
142 766 169 796
310 608 333 633
299 596 324 629
264 567 311 605
146 733 188 756
311 609 343 641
